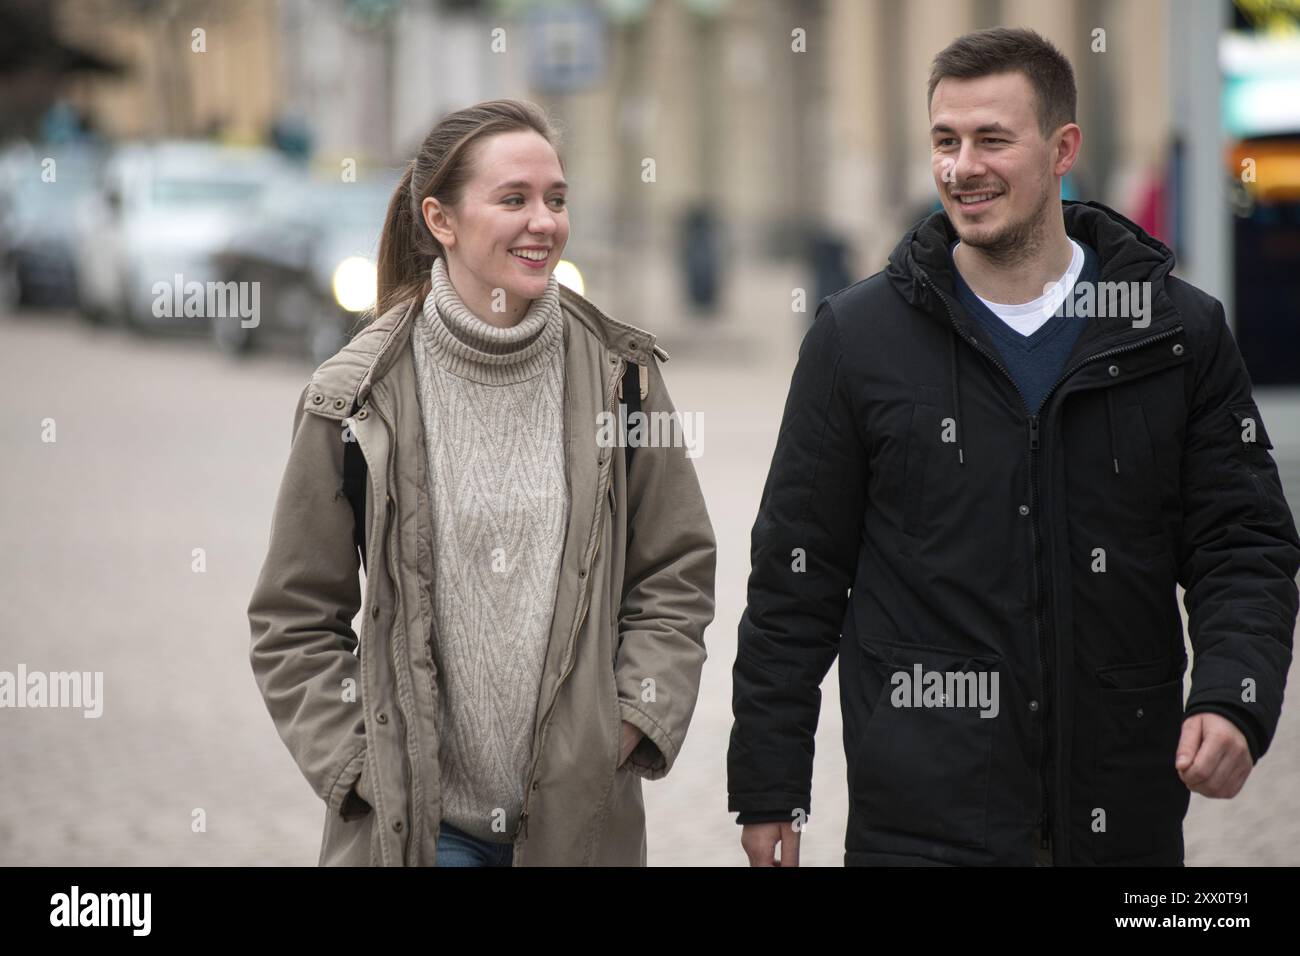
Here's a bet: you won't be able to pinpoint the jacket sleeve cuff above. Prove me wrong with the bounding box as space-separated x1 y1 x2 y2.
1183 702 1264 763
326 744 369 819
618 700 675 780
735 810 799 825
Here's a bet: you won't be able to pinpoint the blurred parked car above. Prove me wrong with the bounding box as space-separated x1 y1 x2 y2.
72 140 293 332
0 141 104 311
210 170 399 365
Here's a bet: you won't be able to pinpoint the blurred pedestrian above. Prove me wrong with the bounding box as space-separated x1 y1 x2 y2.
248 99 716 866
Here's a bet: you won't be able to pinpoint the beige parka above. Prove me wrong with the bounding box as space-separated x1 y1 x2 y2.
247 286 716 865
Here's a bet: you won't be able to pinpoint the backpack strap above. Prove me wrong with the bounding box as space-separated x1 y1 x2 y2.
343 400 368 572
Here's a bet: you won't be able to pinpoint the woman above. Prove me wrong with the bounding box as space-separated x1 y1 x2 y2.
247 100 716 866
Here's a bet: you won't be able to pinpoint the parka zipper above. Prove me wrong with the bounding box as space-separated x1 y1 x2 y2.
513 356 625 848
370 401 415 865
915 266 1182 863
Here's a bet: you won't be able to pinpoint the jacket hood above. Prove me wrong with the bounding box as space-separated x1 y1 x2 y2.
303 281 666 421
886 199 1178 322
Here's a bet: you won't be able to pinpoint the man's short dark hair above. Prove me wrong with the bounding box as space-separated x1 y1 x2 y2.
927 27 1077 137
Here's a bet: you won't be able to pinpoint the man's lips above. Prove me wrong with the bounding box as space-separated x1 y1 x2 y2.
951 190 1002 212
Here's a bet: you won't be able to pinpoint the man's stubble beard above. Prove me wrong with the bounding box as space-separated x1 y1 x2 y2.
956 180 1055 267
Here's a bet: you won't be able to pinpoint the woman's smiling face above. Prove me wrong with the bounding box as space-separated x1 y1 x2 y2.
422 129 569 322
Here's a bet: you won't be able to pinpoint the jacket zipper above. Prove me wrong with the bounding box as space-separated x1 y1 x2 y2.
513 357 624 849
371 402 414 865
915 267 1182 863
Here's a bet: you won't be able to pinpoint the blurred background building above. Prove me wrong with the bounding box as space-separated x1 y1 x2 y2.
2 0 1295 370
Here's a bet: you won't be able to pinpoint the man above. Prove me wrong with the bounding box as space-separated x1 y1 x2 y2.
727 27 1299 866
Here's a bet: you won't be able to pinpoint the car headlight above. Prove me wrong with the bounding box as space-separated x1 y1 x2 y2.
332 256 376 312
553 259 584 296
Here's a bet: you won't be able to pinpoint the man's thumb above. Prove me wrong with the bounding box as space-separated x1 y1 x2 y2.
1176 714 1203 771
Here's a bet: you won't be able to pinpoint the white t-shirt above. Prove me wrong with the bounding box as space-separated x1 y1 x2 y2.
955 239 1085 338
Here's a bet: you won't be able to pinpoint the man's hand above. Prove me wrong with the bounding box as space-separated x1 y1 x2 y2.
618 720 644 767
1176 712 1254 798
741 821 801 867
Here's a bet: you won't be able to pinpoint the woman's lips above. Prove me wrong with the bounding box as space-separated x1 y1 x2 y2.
510 249 550 269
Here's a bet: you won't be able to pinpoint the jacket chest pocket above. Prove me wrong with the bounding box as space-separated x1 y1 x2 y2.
900 385 946 542
1112 402 1167 560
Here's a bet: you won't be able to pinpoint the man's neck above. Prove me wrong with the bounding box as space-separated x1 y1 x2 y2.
953 218 1074 306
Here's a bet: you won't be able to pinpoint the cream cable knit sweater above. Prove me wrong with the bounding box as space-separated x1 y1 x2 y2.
410 255 569 843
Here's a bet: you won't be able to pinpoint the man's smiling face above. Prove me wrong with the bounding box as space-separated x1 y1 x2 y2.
929 70 1060 256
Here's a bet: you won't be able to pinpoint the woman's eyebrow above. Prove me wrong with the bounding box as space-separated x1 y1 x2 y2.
494 179 568 191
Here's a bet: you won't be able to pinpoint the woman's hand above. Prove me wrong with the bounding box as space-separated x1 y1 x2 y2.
618 720 645 767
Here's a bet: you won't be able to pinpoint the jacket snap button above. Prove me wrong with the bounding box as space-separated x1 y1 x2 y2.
334 398 346 409
1172 344 1184 356
1018 504 1030 516
1107 365 1119 377
372 604 380 619
392 819 404 832
376 712 388 724
357 409 368 420
609 356 617 365
579 568 587 578
1028 700 1039 712
312 394 323 404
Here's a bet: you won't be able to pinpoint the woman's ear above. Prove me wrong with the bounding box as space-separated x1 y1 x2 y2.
421 196 456 250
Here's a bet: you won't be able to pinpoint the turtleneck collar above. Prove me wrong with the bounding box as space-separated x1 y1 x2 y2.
414 254 563 385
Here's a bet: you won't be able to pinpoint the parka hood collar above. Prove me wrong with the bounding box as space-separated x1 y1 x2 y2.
886 199 1179 332
302 282 664 420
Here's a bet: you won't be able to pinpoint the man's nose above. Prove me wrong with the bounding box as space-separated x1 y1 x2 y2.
953 141 987 184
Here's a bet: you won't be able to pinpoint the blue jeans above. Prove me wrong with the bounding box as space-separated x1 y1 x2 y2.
435 821 514 867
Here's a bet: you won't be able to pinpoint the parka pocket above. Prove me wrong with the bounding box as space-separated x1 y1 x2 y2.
1090 659 1190 864
901 386 944 542
851 637 1000 850
1118 403 1167 561
1227 402 1278 523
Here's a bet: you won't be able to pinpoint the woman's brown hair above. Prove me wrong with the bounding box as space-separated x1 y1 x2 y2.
372 99 564 321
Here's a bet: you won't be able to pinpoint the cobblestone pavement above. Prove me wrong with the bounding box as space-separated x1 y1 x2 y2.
1 310 1296 866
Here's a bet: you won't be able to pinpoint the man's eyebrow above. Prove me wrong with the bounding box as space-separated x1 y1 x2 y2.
930 122 1014 135
494 179 568 190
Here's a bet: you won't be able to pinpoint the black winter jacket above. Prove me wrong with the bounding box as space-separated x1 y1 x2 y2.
727 201 1300 865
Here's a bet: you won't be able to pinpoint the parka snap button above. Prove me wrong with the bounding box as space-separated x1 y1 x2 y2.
1028 700 1039 712
609 357 617 365
357 409 368 420
334 398 346 409
376 712 388 724
1172 344 1184 356
579 568 587 578
1107 365 1119 377
1018 504 1030 516
392 819 404 832
312 394 323 404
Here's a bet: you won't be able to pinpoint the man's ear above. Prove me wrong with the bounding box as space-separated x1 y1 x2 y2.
1053 122 1082 178
422 196 456 250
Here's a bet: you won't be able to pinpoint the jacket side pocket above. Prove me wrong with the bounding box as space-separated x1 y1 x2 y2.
851 637 999 850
